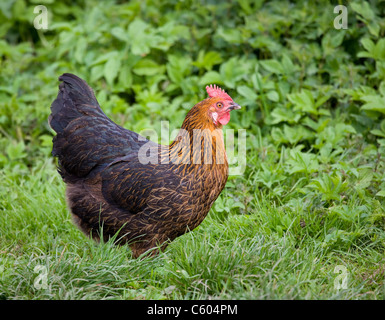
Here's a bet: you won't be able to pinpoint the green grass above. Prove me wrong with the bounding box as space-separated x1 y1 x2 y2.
0 158 384 300
1 0 385 300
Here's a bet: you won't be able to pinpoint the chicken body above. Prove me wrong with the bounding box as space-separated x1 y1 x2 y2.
49 73 240 258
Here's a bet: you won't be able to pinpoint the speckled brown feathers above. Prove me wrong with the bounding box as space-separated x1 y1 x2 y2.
49 73 231 258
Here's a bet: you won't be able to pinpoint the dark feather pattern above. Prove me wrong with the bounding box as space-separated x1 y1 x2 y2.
49 73 229 258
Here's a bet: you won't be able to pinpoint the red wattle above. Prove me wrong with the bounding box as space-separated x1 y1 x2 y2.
218 112 230 125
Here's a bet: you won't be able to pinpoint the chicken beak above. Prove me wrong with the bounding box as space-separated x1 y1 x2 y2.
228 102 241 111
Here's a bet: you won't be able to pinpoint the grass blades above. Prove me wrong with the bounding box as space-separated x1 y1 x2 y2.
1 160 384 300
1 0 385 300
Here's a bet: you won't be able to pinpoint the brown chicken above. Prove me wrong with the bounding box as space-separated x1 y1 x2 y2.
49 73 240 258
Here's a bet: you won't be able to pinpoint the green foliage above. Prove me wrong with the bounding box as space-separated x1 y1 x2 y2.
1 0 385 299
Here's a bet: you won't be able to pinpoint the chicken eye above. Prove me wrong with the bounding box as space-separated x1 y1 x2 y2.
216 102 223 108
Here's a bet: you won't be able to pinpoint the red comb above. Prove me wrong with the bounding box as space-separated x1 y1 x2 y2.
205 84 233 101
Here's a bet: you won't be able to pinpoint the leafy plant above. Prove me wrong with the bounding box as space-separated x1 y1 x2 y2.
0 0 385 300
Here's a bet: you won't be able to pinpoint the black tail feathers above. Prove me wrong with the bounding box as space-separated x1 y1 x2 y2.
48 73 102 134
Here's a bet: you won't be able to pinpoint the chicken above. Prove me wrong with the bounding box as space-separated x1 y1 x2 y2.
49 73 241 258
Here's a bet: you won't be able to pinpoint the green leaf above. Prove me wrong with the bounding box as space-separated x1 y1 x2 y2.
74 39 87 63
133 58 165 76
237 85 258 100
166 54 192 83
351 2 375 20
281 54 296 74
238 0 253 15
111 27 128 42
216 27 243 44
199 71 222 86
192 50 223 71
286 149 319 175
6 141 26 160
90 64 104 82
283 125 313 144
270 107 301 124
361 95 385 114
90 51 118 67
379 82 385 97
219 57 247 88
376 190 385 197
315 95 330 108
358 38 385 60
355 168 373 190
232 201 246 210
367 22 380 38
361 38 375 53
287 89 317 114
118 64 133 89
104 54 121 85
266 90 279 102
370 129 385 138
260 59 283 74
127 19 161 56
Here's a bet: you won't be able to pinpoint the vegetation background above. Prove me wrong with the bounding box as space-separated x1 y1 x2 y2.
0 0 384 299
